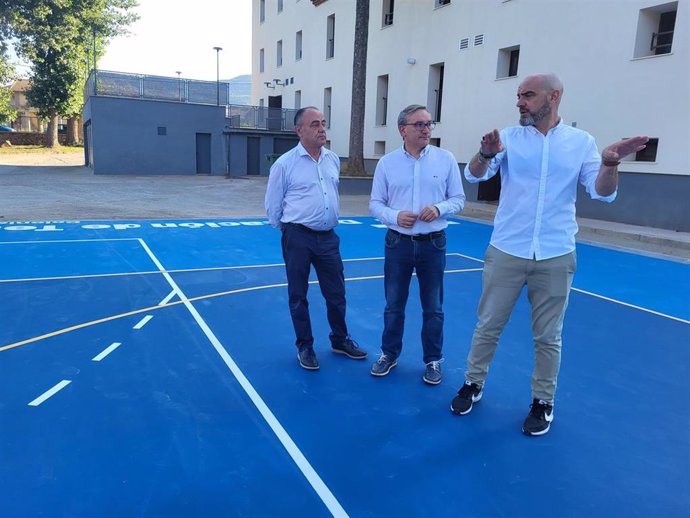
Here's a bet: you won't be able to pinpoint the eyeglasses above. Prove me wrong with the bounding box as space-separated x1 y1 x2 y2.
404 121 436 130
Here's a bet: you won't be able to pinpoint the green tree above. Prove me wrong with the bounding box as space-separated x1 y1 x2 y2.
0 49 17 124
0 0 138 147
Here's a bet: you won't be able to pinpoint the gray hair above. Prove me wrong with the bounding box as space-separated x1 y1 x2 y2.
397 104 428 127
294 106 320 126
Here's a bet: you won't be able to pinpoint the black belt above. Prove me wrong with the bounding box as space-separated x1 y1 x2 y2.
390 229 445 241
286 222 333 234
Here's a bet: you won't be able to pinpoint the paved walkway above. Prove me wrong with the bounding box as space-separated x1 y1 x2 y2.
1 151 688 261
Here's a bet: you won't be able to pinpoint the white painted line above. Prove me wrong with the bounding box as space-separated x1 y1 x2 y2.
92 342 123 362
159 290 177 306
572 288 690 325
137 238 349 518
28 380 71 406
133 315 153 329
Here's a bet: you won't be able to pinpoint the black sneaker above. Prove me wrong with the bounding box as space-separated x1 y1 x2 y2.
331 337 367 359
370 353 397 376
297 348 319 370
522 399 554 436
450 381 483 415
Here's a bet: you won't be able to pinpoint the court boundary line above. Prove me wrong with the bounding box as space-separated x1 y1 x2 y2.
136 238 350 518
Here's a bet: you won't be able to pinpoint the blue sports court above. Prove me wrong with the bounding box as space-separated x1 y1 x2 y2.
1 216 688 517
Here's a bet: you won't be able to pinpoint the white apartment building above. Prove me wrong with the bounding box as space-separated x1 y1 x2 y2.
252 0 689 231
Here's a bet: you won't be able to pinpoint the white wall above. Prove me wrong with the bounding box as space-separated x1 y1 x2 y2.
253 0 689 176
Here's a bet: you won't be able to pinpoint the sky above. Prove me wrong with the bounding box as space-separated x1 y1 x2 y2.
98 0 253 81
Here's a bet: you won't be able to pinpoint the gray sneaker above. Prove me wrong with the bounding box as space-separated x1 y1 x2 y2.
297 348 319 370
422 360 443 385
370 353 397 376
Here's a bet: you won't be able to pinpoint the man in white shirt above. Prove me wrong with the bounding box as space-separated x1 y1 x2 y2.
450 73 648 435
370 104 466 385
265 107 367 370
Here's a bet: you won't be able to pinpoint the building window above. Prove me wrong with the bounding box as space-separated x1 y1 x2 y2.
296 31 303 60
428 63 444 122
497 45 520 78
323 87 332 128
326 14 335 59
277 40 283 67
295 90 301 110
436 0 450 7
259 48 265 73
278 0 283 13
634 2 677 58
625 137 659 162
382 0 394 27
374 141 386 155
376 75 389 126
260 0 266 23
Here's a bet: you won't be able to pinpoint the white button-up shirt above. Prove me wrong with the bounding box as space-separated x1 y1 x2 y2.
265 143 341 231
465 121 614 260
370 144 466 234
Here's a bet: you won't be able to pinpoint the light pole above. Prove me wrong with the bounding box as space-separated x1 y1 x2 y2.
213 46 223 106
176 71 182 102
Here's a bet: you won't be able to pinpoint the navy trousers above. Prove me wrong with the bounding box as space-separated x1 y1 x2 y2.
281 223 348 350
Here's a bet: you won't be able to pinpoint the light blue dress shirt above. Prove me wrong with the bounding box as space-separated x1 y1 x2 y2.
370 144 466 234
265 143 341 231
465 120 614 260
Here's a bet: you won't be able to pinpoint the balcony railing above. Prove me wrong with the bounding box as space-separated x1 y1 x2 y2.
225 105 298 132
83 69 244 106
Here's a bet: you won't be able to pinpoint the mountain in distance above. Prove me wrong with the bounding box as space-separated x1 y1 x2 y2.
225 74 251 105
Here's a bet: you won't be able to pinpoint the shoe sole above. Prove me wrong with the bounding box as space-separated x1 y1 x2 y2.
370 361 397 376
297 353 320 370
522 423 551 436
450 392 483 415
422 375 442 385
331 348 367 360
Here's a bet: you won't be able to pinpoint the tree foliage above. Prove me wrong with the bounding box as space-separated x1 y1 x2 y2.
0 0 138 145
0 50 16 123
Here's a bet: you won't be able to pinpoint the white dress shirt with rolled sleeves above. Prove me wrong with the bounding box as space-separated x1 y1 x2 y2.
370 144 466 234
465 121 615 260
265 143 341 231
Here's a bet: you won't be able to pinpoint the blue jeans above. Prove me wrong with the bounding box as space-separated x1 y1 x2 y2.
381 229 446 363
281 223 348 350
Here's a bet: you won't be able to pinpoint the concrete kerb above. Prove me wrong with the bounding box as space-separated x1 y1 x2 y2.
1 153 688 261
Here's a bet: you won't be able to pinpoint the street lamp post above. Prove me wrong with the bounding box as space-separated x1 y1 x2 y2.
213 46 223 106
176 71 182 102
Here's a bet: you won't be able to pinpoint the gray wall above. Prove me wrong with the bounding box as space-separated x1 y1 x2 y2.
226 132 299 177
85 97 227 175
459 167 689 233
576 171 690 232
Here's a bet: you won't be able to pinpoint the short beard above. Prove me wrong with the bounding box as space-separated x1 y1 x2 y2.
519 101 551 127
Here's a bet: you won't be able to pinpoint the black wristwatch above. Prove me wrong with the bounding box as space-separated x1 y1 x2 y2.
479 150 497 159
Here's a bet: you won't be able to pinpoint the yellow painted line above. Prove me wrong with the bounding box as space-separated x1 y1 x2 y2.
0 267 482 353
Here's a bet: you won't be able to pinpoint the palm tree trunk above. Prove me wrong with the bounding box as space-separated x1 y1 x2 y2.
347 0 370 177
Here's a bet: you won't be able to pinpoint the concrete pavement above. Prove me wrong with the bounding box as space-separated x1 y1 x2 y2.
1 151 688 262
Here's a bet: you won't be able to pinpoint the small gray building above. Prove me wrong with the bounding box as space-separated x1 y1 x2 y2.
82 70 298 177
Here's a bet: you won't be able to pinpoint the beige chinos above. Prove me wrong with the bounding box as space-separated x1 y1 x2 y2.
465 245 577 402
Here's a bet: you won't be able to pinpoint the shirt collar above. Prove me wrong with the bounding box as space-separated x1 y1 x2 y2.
402 143 429 159
525 117 564 137
297 142 323 162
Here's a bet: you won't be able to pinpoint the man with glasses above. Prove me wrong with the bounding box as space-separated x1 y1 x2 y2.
450 73 648 435
265 106 367 370
369 104 465 384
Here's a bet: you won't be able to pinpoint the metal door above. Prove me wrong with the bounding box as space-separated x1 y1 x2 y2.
196 133 212 174
247 137 260 175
